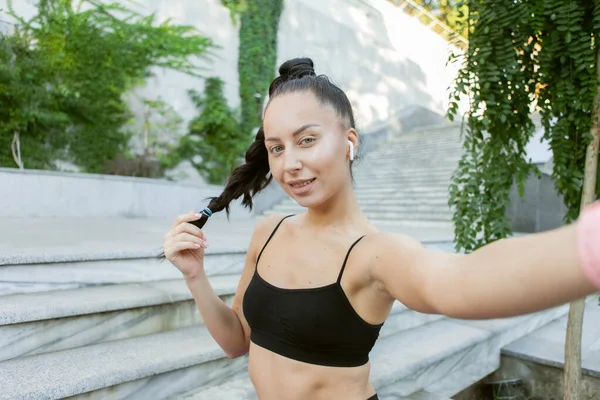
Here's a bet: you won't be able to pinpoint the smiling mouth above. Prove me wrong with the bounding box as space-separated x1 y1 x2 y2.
289 178 315 188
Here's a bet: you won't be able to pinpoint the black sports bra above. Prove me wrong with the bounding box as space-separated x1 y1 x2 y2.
242 215 383 367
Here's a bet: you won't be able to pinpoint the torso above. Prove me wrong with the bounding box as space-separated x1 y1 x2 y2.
242 214 394 399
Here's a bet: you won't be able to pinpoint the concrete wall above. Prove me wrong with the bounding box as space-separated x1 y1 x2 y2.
0 168 252 219
507 166 568 234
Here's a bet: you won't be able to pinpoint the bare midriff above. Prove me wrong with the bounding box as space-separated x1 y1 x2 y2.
247 342 377 400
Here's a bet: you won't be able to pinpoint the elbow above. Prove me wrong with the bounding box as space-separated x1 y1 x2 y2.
224 337 250 359
225 345 249 359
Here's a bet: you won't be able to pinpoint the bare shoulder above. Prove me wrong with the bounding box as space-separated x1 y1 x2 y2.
367 231 427 265
248 213 292 257
361 231 441 314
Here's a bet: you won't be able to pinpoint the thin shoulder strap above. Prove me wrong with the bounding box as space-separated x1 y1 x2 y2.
256 215 294 265
337 235 366 283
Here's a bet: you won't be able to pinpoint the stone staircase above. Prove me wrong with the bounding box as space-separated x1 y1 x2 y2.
264 123 465 228
0 122 574 400
0 214 572 400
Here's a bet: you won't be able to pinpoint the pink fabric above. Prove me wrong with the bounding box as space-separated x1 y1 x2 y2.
577 201 600 289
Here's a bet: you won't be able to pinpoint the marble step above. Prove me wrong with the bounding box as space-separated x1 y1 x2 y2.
354 182 451 192
0 274 239 362
176 305 569 400
354 186 448 201
361 160 460 169
0 262 441 364
353 175 452 184
0 251 246 296
0 324 249 400
0 300 446 399
370 151 461 159
372 306 570 398
353 167 455 177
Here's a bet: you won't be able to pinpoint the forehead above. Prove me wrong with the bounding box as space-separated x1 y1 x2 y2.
263 91 339 137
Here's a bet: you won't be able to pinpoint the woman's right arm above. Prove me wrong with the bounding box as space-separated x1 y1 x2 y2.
182 213 287 359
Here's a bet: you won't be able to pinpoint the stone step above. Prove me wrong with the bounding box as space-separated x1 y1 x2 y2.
0 252 246 297
353 166 454 176
355 190 450 200
372 147 462 156
354 182 450 192
353 174 452 183
0 324 249 400
0 274 239 362
176 305 569 400
362 158 460 167
0 297 444 400
372 305 570 398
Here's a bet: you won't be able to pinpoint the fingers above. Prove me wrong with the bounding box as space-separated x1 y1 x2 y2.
171 210 204 229
166 211 206 240
164 241 206 259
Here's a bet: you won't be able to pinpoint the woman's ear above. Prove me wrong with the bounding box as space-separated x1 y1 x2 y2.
346 128 359 160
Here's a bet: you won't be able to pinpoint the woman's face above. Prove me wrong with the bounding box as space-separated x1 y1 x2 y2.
262 91 358 208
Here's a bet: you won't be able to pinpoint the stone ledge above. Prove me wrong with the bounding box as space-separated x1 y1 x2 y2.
0 274 239 326
0 246 247 267
0 326 226 400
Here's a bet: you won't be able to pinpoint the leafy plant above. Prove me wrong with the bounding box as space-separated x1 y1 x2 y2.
167 77 245 184
223 0 284 134
0 31 70 170
447 0 599 253
448 2 600 399
2 0 213 173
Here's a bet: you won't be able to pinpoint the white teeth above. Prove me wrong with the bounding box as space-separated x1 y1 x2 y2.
291 179 314 188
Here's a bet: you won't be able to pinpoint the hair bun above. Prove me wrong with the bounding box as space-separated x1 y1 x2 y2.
278 57 316 80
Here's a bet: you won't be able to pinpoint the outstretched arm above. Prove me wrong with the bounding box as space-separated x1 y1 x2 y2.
371 202 600 320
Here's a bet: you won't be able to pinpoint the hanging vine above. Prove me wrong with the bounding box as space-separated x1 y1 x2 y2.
222 0 284 134
448 0 600 253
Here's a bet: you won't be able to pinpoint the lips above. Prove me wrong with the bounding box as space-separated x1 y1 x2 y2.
287 178 316 195
288 178 315 188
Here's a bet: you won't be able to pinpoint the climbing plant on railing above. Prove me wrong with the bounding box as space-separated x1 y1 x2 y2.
222 0 284 134
2 0 213 173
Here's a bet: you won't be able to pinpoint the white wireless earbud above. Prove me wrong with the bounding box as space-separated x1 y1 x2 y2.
348 140 354 161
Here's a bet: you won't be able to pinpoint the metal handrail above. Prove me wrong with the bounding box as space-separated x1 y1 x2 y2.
388 0 468 49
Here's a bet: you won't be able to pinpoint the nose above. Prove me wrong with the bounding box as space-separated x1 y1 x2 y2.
283 148 302 174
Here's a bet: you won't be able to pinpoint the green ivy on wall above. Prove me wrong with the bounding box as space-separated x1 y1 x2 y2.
222 0 285 134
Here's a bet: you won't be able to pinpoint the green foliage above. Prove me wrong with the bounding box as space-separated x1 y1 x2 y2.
412 0 469 38
167 77 244 184
0 32 70 169
2 0 213 173
225 0 284 134
448 0 600 253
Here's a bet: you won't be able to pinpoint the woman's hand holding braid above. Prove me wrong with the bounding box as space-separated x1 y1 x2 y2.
163 210 210 281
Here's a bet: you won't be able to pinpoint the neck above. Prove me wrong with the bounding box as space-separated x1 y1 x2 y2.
304 180 364 228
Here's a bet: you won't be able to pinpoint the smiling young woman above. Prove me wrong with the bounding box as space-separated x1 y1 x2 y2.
162 57 600 400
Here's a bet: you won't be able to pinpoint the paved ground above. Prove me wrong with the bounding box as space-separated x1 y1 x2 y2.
0 214 457 263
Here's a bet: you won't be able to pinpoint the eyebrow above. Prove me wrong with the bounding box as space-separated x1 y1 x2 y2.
264 123 321 142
